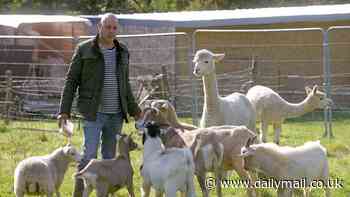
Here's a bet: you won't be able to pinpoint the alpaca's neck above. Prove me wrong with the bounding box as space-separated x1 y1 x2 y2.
283 94 315 118
143 138 164 162
202 72 220 113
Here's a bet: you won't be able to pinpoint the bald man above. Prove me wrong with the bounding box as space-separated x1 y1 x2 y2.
58 13 142 196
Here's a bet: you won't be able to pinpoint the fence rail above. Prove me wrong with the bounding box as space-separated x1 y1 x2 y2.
1 27 350 138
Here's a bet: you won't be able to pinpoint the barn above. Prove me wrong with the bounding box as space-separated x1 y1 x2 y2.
0 15 91 77
0 15 91 114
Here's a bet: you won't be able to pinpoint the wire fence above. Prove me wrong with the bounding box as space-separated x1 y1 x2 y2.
1 27 350 136
0 33 194 132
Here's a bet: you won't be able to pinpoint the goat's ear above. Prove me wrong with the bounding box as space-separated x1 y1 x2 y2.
159 102 169 112
152 107 160 115
213 53 225 62
62 146 69 154
239 146 253 157
253 135 258 142
246 137 254 148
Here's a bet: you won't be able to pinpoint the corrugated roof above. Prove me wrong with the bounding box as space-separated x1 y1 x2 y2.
115 4 350 27
0 15 89 28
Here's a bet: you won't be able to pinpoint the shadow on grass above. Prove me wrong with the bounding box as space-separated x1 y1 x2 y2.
285 111 350 123
0 124 10 133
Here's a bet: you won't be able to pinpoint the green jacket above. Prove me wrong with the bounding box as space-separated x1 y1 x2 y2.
59 35 141 122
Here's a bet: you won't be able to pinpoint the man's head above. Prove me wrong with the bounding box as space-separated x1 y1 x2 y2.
98 13 118 41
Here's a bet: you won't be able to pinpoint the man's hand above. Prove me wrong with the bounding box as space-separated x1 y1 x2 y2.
134 111 144 121
57 113 69 128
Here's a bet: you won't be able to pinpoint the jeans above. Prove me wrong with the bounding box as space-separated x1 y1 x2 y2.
78 112 123 170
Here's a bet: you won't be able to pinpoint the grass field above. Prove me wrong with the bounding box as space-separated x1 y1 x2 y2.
0 113 349 197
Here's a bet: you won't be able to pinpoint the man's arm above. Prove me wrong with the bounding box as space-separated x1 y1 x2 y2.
59 46 83 118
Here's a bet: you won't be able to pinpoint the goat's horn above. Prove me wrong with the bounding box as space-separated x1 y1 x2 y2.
138 86 158 105
138 94 151 105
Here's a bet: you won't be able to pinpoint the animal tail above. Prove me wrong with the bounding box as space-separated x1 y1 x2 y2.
73 171 84 179
25 182 40 193
184 148 195 173
73 158 98 179
192 132 224 167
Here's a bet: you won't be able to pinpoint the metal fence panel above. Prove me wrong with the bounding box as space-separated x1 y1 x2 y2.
192 28 332 133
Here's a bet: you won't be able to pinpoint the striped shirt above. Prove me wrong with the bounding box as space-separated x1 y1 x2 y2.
98 47 121 113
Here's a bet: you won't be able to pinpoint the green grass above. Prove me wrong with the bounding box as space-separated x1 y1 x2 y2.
0 114 349 197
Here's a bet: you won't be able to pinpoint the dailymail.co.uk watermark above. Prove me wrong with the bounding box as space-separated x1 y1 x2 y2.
205 177 344 190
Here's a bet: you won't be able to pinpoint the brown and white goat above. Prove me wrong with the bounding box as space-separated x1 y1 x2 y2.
75 134 138 197
138 104 258 197
141 99 198 131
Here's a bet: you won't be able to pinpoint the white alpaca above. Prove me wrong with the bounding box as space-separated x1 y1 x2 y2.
192 49 256 132
246 85 332 144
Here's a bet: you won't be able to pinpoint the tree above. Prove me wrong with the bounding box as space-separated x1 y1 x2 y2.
0 0 349 14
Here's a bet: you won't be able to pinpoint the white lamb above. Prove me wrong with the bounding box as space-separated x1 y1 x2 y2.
246 85 332 144
240 140 330 197
140 122 196 197
14 144 81 197
193 49 256 132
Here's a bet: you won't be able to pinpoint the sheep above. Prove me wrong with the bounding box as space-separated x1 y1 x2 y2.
14 144 81 197
138 107 258 197
192 49 256 132
240 140 330 197
74 134 138 197
140 121 196 197
246 85 333 144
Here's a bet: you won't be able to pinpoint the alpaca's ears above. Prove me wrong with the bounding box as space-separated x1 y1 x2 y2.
305 85 318 95
158 103 169 112
312 85 318 94
213 53 225 62
305 86 312 94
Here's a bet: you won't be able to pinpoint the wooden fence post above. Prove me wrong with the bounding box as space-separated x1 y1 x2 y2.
161 65 170 99
5 70 13 125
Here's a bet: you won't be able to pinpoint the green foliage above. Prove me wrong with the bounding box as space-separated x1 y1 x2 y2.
1 0 350 14
0 125 9 133
0 116 349 196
